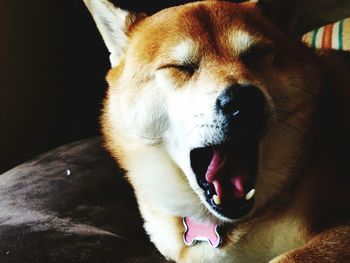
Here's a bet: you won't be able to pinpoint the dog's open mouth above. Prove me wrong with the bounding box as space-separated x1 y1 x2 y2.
190 138 258 219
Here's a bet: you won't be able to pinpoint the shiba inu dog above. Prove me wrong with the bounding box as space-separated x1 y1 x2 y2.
83 0 350 262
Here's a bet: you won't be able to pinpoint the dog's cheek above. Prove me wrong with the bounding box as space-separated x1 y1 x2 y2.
154 71 192 145
116 83 170 143
155 69 187 90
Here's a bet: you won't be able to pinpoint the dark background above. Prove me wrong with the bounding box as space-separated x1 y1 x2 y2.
1 0 349 173
0 0 194 173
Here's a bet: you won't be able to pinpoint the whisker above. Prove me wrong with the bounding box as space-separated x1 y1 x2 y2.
186 124 201 138
138 135 163 141
274 108 306 135
279 121 303 135
275 108 305 124
193 113 205 117
205 91 218 95
120 127 163 142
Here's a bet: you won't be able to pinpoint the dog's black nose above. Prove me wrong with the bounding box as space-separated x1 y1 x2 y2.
216 84 266 136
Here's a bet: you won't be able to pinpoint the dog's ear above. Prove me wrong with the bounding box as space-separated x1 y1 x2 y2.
250 0 301 32
83 0 146 66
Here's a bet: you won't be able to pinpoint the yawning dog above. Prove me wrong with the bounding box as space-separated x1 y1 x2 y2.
83 0 350 262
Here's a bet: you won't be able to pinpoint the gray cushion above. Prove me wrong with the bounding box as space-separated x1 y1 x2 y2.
0 138 166 263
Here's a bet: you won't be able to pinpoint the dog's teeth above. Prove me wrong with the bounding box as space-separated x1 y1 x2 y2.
245 189 256 201
213 195 221 205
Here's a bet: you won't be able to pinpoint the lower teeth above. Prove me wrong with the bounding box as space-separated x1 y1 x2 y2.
210 189 255 207
213 195 221 205
245 189 256 200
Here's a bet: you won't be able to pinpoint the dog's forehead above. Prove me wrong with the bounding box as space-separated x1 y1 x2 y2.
131 1 273 62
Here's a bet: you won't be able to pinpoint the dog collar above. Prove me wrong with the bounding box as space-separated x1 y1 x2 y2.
183 217 221 248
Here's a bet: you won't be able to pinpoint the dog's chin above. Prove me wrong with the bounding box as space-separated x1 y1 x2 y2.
190 137 259 221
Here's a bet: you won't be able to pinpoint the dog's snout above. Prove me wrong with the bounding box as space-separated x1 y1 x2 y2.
216 84 266 136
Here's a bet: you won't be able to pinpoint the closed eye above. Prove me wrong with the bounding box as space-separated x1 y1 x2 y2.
158 63 198 75
239 45 275 65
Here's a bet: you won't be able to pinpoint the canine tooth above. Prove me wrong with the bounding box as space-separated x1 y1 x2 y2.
213 195 221 205
245 189 255 201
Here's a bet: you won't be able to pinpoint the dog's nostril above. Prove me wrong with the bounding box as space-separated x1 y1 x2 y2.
216 84 266 134
216 85 240 116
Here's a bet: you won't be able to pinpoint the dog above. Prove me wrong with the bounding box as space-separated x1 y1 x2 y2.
83 0 350 262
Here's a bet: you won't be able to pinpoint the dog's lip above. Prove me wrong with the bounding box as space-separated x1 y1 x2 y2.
190 139 258 219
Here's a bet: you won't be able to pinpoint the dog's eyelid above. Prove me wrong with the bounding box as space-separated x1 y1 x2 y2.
157 62 198 73
239 44 276 58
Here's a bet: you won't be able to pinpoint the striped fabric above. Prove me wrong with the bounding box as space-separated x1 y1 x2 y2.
302 18 350 51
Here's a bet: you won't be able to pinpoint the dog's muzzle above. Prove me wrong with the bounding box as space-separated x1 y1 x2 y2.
216 84 266 139
190 84 266 219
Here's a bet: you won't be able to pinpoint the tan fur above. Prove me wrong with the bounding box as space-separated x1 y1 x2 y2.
84 0 350 262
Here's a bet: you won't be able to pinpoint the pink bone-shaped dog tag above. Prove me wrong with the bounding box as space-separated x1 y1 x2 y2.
183 217 221 248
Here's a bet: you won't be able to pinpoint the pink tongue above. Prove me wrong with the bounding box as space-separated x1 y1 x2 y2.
205 151 225 183
205 151 246 199
212 180 223 198
231 176 245 198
